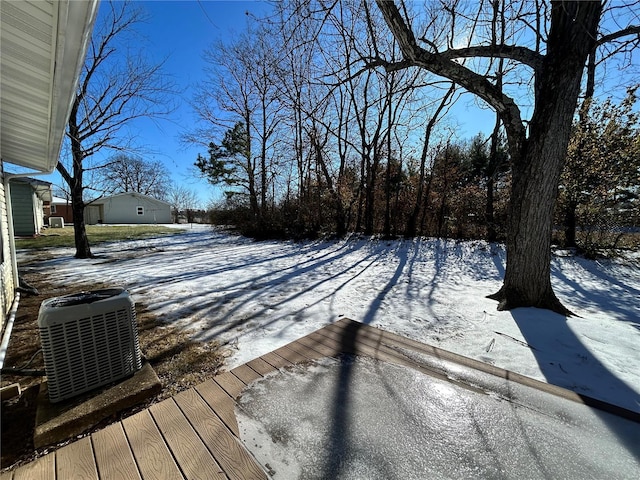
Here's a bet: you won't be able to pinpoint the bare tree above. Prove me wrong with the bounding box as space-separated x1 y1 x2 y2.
167 185 201 223
190 24 282 222
404 83 455 236
57 0 176 258
97 154 171 199
373 1 638 314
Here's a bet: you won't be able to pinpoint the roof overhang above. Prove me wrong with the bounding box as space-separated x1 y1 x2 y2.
89 192 173 207
10 177 53 202
1 0 99 173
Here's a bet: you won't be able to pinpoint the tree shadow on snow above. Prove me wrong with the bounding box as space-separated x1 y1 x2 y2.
511 308 640 462
321 243 415 478
189 239 386 342
550 258 640 327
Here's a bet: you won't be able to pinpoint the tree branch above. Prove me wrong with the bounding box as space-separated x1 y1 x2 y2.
596 25 640 47
374 0 526 149
56 162 72 186
440 45 543 72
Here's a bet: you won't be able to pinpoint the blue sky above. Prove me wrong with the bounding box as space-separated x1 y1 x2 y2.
45 1 274 205
131 1 498 205
44 1 634 207
42 0 497 206
41 1 497 206
112 1 274 206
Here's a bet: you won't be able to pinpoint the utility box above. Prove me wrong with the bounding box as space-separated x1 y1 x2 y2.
49 217 64 228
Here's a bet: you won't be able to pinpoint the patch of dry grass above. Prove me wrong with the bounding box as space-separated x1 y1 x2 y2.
15 225 184 249
1 272 225 471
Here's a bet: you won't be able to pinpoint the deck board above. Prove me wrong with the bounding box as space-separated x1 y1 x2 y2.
55 437 98 480
272 344 312 364
11 453 55 480
311 322 449 378
213 371 247 399
259 351 293 369
295 330 345 358
122 409 183 480
231 364 262 384
149 398 225 480
330 318 518 381
174 388 267 480
92 422 141 480
195 379 239 435
283 337 329 361
245 357 277 377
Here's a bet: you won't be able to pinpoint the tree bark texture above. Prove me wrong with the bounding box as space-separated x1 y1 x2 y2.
376 0 602 314
59 98 93 259
489 1 602 314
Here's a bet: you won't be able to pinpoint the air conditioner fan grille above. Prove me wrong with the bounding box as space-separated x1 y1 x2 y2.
38 289 142 403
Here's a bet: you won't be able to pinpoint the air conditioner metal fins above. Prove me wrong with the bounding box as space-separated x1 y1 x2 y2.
38 288 142 403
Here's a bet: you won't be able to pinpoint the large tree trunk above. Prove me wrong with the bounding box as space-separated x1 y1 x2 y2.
488 2 602 314
71 196 92 259
70 151 92 259
58 98 93 259
490 129 570 313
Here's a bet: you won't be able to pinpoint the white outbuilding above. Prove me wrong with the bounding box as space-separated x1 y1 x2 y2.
85 193 172 225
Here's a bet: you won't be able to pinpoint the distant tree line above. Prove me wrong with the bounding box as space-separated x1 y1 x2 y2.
192 1 639 256
557 87 640 257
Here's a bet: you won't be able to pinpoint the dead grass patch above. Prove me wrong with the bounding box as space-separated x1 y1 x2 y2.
1 271 225 471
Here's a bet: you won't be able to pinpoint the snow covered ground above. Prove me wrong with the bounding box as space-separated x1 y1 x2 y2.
18 224 640 414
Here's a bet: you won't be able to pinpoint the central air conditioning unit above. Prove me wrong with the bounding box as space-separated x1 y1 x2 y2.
38 288 142 403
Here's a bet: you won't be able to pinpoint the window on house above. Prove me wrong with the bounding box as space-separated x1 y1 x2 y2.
137 206 144 215
50 204 57 214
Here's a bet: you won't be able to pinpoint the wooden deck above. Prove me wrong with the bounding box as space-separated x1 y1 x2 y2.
1 318 353 480
2 317 636 479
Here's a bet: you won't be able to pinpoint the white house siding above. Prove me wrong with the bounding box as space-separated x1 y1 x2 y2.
1 0 99 333
1 168 16 330
86 193 172 225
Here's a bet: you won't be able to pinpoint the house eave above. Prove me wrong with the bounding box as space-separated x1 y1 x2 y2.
1 0 99 173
